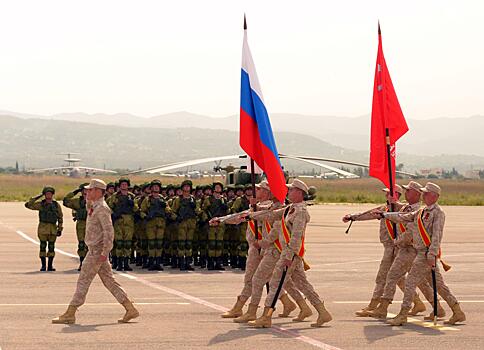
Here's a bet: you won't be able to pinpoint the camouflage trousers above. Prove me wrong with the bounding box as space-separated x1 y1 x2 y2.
401 251 458 310
265 254 322 308
177 218 196 258
37 222 57 258
250 246 301 307
76 220 88 258
238 246 263 302
372 244 402 299
208 223 224 258
145 217 165 258
113 215 135 258
70 247 128 307
382 246 434 303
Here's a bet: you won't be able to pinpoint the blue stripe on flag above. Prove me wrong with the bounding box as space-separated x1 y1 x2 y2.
240 69 282 166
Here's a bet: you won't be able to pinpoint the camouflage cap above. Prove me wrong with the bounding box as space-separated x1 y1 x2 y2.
420 182 441 195
382 184 403 195
402 181 423 193
255 180 270 191
42 186 55 195
287 178 309 194
84 179 107 190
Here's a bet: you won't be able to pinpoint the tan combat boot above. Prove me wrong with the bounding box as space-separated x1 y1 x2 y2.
52 305 77 324
387 307 410 326
221 297 245 318
355 298 380 317
423 303 446 321
408 294 426 316
248 307 272 328
292 294 313 322
311 302 332 327
368 299 391 319
444 303 466 325
118 300 140 323
234 303 258 323
278 294 297 317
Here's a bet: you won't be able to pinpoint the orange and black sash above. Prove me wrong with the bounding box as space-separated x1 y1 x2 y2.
248 219 262 240
417 209 451 271
281 209 305 258
385 208 406 240
264 220 283 252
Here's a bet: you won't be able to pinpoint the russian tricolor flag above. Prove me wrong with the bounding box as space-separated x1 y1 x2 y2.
239 16 287 203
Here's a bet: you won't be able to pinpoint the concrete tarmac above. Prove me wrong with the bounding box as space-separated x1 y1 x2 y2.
0 202 483 350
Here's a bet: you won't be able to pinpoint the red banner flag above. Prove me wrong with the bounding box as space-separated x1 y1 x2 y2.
369 23 409 192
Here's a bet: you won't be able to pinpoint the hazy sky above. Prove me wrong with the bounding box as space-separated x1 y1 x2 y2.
0 0 482 119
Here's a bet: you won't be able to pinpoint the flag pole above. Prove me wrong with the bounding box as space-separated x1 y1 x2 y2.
385 128 398 239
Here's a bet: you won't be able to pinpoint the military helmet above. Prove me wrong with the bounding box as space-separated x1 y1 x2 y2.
226 185 235 192
118 177 131 186
181 179 193 190
166 184 174 191
244 184 253 191
106 182 115 189
133 184 141 191
150 179 162 188
235 184 244 191
212 182 224 191
140 182 150 191
42 186 55 195
79 183 89 190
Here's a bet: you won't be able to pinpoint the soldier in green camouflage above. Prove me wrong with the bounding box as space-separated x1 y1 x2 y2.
107 178 138 272
63 183 89 271
203 182 229 270
140 180 171 271
224 185 237 267
230 185 251 270
165 185 178 268
105 182 116 200
193 186 205 267
134 183 151 267
171 180 201 271
25 186 63 272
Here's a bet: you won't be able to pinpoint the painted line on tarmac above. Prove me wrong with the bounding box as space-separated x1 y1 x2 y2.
0 302 190 306
334 300 484 304
386 313 459 331
10 225 343 350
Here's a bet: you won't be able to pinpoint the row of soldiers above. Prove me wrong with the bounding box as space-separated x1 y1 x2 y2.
25 178 257 272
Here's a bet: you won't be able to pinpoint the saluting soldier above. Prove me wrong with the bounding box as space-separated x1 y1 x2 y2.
107 178 138 272
25 186 63 272
202 182 229 270
171 180 201 271
378 182 466 326
63 183 89 271
140 180 170 271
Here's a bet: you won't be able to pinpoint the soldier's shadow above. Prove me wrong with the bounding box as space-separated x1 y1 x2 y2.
361 318 445 343
59 322 120 333
208 325 293 346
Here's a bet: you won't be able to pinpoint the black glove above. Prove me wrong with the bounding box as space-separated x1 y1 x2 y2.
56 230 62 237
34 194 44 200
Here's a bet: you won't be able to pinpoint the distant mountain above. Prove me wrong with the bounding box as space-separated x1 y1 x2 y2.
4 110 484 157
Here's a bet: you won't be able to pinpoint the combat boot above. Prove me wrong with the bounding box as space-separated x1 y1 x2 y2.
238 256 246 271
47 257 56 271
223 256 229 266
278 294 297 317
221 297 245 318
387 307 410 326
207 257 215 271
78 256 84 272
185 256 194 271
200 256 207 269
230 255 238 268
135 255 142 266
40 257 46 272
171 255 178 268
146 257 155 270
292 294 313 322
123 257 133 271
116 257 124 271
118 300 140 323
52 305 77 324
355 298 380 317
311 302 332 327
424 303 446 321
215 257 225 271
444 303 466 325
368 299 391 319
408 293 426 316
234 303 258 323
248 307 272 328
156 257 164 271
111 256 118 270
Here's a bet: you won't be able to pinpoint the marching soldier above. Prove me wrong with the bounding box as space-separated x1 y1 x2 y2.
378 182 466 326
342 185 426 317
25 186 63 272
63 183 89 271
107 178 138 272
171 180 201 271
140 180 170 271
368 181 441 319
203 182 229 270
248 179 332 328
52 179 139 325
